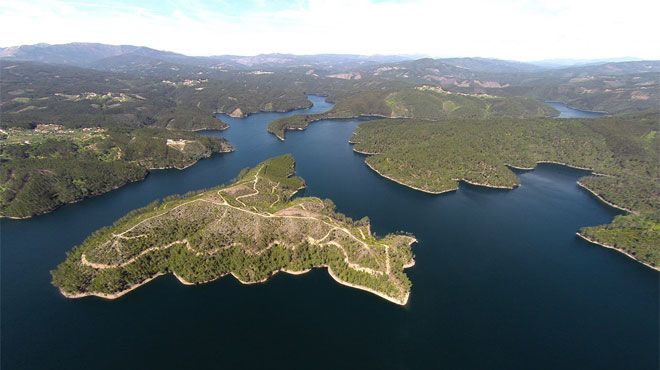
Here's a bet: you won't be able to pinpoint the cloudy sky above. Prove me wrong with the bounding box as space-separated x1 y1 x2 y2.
1 0 658 61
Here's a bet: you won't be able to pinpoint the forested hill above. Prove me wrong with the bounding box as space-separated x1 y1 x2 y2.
268 87 558 140
0 126 232 218
51 155 417 305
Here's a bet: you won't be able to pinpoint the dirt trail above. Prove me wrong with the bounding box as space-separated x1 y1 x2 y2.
83 169 394 275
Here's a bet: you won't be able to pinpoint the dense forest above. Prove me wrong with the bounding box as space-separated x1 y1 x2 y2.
350 112 659 267
0 125 231 218
51 155 417 305
268 87 558 139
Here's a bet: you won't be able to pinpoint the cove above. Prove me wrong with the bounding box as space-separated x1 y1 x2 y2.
1 96 657 370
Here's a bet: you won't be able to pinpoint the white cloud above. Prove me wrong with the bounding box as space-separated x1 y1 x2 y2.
1 0 658 60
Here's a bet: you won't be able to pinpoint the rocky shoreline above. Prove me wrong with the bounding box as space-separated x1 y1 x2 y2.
61 262 414 305
576 181 636 214
1 149 233 220
576 233 658 271
360 154 517 194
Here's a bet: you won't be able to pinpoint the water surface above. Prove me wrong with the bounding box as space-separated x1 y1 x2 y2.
546 101 607 118
1 96 657 370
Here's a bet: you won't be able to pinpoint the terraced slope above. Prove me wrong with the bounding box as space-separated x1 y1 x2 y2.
52 155 417 305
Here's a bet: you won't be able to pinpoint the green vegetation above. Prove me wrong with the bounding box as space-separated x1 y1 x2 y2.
512 69 660 114
0 62 229 131
350 112 659 268
355 58 660 114
0 126 232 218
385 87 557 119
51 155 417 305
1 62 313 131
268 87 556 140
581 215 659 267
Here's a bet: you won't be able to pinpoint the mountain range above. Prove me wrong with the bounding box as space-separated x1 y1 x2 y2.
3 42 655 75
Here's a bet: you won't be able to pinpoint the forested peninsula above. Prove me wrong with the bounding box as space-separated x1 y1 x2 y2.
52 155 417 305
268 87 557 140
350 112 659 269
0 125 232 218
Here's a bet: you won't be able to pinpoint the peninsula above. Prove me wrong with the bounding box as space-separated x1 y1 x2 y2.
350 113 659 269
267 87 557 140
51 155 417 305
0 126 232 219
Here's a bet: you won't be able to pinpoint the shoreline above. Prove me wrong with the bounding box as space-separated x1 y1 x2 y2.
215 102 314 119
536 160 595 172
1 149 233 221
576 181 635 214
354 146 633 215
362 159 457 195
274 113 386 141
545 101 609 115
147 147 234 171
64 265 410 305
458 178 517 190
1 178 140 220
355 151 657 274
188 122 229 132
506 163 535 171
361 156 517 194
353 147 654 274
576 233 658 271
507 162 612 177
352 147 381 155
61 233 418 304
59 273 166 299
326 266 408 306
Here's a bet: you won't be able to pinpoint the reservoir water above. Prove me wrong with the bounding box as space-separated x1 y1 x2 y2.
546 101 607 118
1 96 657 369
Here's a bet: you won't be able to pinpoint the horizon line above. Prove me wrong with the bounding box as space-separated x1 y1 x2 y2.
0 42 650 64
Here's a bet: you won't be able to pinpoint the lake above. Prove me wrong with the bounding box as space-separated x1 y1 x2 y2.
1 96 657 370
546 101 607 118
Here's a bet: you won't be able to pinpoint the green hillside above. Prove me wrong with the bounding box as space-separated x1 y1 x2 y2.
52 155 417 305
0 126 232 218
350 112 659 268
268 87 556 140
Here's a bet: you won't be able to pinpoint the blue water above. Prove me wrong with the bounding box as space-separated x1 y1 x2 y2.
1 96 657 369
546 101 607 118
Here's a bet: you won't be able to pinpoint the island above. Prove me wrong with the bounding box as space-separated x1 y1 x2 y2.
51 155 417 305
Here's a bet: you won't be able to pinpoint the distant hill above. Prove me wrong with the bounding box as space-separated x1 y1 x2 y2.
532 57 643 68
209 53 412 68
0 42 205 70
5 42 656 79
437 57 544 73
2 42 657 114
552 60 660 75
0 42 141 66
0 43 414 71
346 58 660 113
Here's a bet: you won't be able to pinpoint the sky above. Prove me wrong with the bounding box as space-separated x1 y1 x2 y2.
1 0 659 61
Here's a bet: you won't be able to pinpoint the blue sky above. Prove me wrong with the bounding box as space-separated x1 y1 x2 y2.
1 0 659 60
